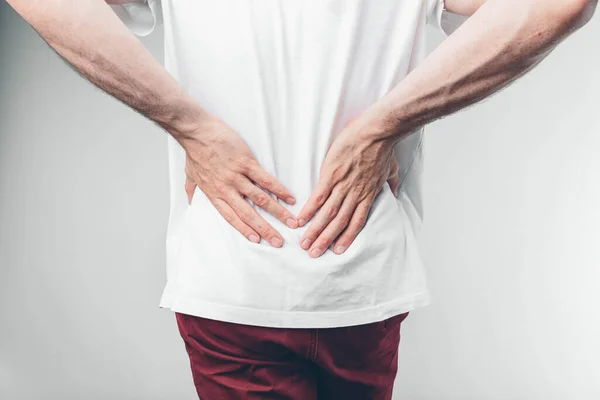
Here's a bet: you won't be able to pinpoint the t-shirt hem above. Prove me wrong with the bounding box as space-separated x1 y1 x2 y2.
158 290 433 329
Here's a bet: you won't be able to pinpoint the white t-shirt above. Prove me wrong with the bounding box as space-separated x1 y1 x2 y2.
113 0 448 328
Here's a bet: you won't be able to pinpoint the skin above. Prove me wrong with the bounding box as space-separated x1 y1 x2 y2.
6 0 597 257
183 117 402 234
10 0 300 248
296 0 597 257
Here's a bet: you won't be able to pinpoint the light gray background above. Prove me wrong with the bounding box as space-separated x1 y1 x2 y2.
1 3 598 399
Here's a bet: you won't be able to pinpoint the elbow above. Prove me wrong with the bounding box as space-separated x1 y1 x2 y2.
558 0 597 29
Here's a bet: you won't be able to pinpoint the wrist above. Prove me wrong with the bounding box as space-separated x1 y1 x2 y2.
355 103 412 146
159 90 213 143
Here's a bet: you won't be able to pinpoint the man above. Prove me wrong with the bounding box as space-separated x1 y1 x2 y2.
7 0 595 398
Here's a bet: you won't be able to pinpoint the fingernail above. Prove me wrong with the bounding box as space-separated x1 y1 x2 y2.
301 238 312 250
286 217 298 229
334 245 346 254
249 234 260 243
270 237 282 247
286 197 296 205
298 219 307 227
310 248 323 258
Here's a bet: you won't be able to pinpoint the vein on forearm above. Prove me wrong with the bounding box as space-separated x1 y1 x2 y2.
370 0 594 142
8 0 202 138
57 39 177 126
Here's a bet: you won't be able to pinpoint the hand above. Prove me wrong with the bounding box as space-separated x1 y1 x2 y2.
297 118 399 258
181 116 298 247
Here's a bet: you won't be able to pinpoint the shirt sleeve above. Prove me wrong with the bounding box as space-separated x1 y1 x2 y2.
426 0 445 32
110 0 162 37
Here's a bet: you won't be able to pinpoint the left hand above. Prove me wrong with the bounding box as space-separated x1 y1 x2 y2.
297 118 400 258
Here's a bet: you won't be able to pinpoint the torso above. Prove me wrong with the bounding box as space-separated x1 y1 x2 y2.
157 0 435 328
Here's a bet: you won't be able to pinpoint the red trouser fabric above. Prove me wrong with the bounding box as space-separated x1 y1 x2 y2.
175 311 409 400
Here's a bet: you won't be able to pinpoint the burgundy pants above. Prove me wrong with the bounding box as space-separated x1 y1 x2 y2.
175 311 409 399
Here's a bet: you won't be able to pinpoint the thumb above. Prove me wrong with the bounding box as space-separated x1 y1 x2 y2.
185 176 196 205
387 154 400 197
184 155 197 205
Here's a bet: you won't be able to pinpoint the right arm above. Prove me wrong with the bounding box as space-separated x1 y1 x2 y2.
7 0 298 246
10 0 204 137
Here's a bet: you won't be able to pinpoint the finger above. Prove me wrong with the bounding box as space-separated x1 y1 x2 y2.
211 198 261 244
333 198 373 253
185 176 196 205
228 193 284 247
307 195 357 258
299 186 345 251
245 166 296 205
238 179 298 229
296 178 335 227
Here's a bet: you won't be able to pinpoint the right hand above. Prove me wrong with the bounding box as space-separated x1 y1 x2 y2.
180 116 298 248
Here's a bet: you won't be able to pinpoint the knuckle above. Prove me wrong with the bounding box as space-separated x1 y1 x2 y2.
278 208 290 221
239 210 253 222
356 215 368 228
330 165 345 183
239 155 257 168
216 187 233 201
253 193 269 207
327 205 338 219
233 204 250 220
233 159 250 174
337 214 351 227
259 178 272 189
223 171 238 185
213 180 227 194
257 225 271 238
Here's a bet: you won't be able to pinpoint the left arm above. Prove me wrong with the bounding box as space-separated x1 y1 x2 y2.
297 0 597 258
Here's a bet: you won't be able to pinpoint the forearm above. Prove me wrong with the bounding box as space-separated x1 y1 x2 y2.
7 0 206 141
365 0 597 142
